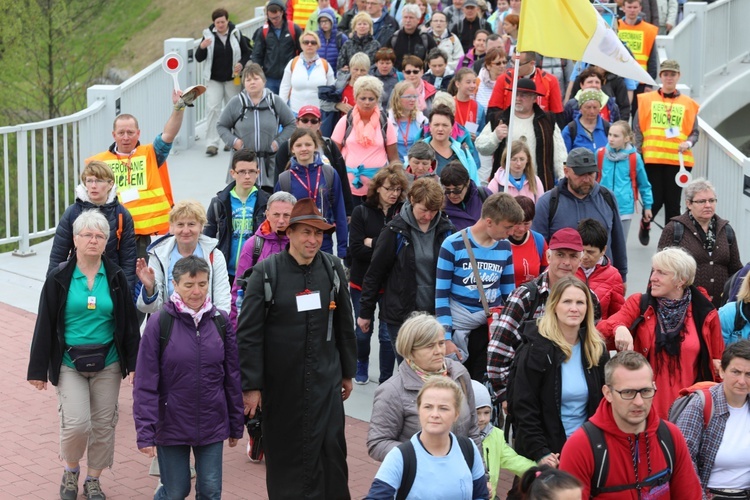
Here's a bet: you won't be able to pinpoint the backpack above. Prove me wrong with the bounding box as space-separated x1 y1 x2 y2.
583 420 674 497
566 119 610 145
158 309 227 355
290 55 329 74
667 381 717 428
671 219 735 247
547 185 618 232
262 20 298 48
340 109 389 149
395 435 475 500
721 264 750 306
234 236 266 296
390 31 432 62
277 163 338 217
596 147 638 203
232 91 281 132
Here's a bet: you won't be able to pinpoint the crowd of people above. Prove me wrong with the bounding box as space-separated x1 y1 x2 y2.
24 0 750 499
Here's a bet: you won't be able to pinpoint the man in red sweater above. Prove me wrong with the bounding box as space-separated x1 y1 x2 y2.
559 352 702 499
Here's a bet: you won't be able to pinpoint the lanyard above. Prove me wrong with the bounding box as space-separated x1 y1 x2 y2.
399 120 411 148
290 165 322 201
114 149 136 185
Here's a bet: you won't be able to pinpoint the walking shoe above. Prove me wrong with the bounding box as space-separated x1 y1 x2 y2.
354 361 369 385
638 218 651 246
206 146 218 156
83 477 106 500
60 469 79 500
223 144 231 151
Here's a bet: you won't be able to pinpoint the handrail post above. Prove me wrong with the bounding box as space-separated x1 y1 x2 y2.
12 130 35 257
164 38 197 152
684 2 707 98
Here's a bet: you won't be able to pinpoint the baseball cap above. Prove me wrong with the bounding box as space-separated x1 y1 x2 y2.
659 60 681 74
297 105 321 119
464 0 479 7
548 228 583 252
566 147 598 175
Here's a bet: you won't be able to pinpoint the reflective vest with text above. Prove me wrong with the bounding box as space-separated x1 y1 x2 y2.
637 91 700 167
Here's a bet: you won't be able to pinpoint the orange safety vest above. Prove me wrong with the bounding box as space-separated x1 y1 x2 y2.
617 19 658 71
289 0 318 29
637 90 700 167
87 144 173 235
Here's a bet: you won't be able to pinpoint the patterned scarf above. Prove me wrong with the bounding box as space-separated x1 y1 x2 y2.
170 292 213 327
654 287 691 358
407 358 448 382
352 106 381 147
688 212 717 253
414 80 427 112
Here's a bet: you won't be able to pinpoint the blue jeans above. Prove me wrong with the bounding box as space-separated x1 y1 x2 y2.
386 322 405 366
155 441 223 499
350 286 396 383
265 78 281 95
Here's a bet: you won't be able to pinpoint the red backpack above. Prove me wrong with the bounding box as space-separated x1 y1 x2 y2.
668 381 718 428
596 147 638 202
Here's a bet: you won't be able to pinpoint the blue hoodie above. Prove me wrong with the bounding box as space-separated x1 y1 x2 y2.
274 152 349 258
598 144 653 217
316 7 347 74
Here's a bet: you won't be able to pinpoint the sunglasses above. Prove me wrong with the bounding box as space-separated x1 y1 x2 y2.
302 40 318 45
491 60 508 66
444 186 465 195
298 117 320 125
403 69 421 75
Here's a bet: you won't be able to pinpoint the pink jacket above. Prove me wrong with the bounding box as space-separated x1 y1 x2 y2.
487 168 545 203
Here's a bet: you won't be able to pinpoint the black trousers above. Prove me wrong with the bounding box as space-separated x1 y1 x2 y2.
463 324 489 382
645 163 689 224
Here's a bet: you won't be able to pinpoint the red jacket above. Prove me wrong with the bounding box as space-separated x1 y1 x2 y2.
559 398 702 499
576 257 625 320
487 67 563 113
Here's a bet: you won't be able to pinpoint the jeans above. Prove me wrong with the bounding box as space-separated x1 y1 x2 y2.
155 441 224 500
386 322 405 366
205 79 240 148
265 78 281 95
351 286 396 383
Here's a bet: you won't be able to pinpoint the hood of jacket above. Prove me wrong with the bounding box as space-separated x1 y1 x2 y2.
255 219 290 244
290 151 325 173
589 396 662 442
369 64 399 80
400 199 441 234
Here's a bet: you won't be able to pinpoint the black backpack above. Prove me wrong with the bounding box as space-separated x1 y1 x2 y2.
671 219 735 248
582 420 674 497
395 435 475 500
158 309 227 355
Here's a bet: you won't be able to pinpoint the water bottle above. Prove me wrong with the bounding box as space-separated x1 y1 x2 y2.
489 312 501 340
236 288 244 313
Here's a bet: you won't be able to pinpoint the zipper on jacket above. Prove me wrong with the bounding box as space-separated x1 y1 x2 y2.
195 327 202 443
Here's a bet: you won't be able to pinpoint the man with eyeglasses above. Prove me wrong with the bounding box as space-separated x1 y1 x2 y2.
273 105 353 215
435 192 524 381
386 4 437 69
204 149 270 285
560 351 702 499
366 0 399 47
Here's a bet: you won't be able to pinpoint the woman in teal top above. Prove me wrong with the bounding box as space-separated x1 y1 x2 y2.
27 209 140 500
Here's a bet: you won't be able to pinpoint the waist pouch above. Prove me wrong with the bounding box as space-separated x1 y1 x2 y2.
66 343 112 372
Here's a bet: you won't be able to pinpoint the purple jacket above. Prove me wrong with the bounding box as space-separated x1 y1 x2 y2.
443 181 489 231
133 301 244 448
229 220 290 329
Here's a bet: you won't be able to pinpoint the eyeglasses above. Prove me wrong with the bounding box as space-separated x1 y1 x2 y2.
84 178 111 185
609 387 657 400
403 69 421 75
77 232 107 241
519 59 533 66
689 198 717 205
298 118 320 125
491 60 508 66
234 169 259 176
400 94 419 100
444 186 465 195
302 40 318 45
381 185 403 193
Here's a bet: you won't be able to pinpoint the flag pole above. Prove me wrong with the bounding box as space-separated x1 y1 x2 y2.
503 54 521 193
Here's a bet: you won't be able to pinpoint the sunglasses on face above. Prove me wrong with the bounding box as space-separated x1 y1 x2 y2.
444 186 465 195
298 117 320 125
302 40 318 45
403 69 421 75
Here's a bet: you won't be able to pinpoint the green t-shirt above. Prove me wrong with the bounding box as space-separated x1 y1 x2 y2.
62 262 118 369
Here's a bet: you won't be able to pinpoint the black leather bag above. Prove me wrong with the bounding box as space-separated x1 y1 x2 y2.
66 343 112 372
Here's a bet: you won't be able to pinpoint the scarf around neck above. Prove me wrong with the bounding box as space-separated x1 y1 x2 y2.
407 358 448 382
654 287 691 358
605 146 631 163
352 106 381 147
170 291 213 326
688 212 717 253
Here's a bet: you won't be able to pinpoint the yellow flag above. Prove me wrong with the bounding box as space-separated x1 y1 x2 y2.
517 0 656 85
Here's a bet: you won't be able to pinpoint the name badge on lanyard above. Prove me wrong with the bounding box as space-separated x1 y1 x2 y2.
88 296 97 310
296 289 322 312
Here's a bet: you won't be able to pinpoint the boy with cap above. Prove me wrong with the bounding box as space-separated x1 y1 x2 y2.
532 147 628 284
470 379 542 499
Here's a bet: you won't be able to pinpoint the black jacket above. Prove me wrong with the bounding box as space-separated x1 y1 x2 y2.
46 191 136 292
28 254 140 386
359 212 453 325
274 137 354 214
510 323 609 461
251 15 303 80
451 17 489 53
195 21 252 81
387 29 437 70
348 200 401 286
373 13 400 48
204 181 270 269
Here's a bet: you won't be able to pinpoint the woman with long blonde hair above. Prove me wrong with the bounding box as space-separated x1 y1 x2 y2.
388 81 427 161
509 276 608 465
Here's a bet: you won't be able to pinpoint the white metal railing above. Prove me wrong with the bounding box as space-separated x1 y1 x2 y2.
2 3 749 256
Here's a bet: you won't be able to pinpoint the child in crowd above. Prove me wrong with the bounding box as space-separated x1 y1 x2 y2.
575 218 625 320
405 141 439 184
423 48 453 92
471 380 539 499
597 120 653 237
487 140 544 202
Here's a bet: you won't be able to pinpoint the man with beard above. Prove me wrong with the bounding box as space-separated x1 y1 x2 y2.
532 147 627 283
